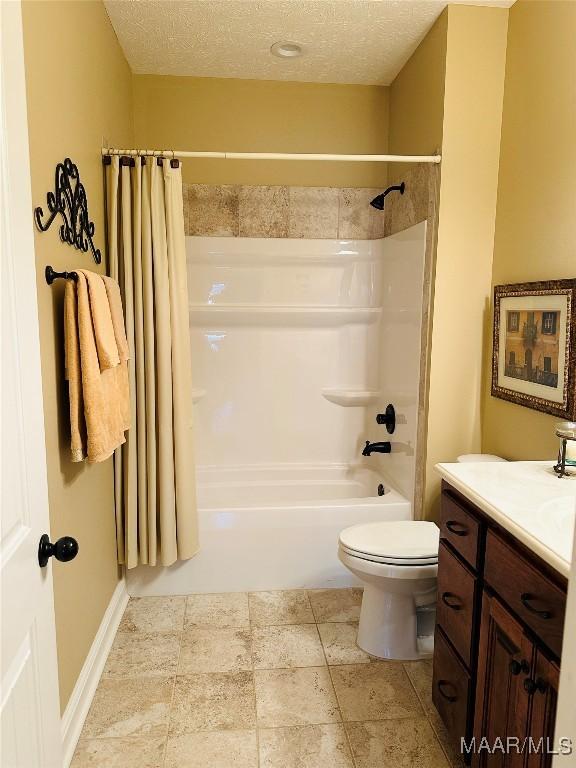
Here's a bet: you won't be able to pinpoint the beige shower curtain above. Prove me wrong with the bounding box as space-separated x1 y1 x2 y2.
106 155 198 568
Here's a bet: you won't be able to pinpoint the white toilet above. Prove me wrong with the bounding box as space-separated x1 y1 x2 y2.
338 520 439 660
339 454 506 660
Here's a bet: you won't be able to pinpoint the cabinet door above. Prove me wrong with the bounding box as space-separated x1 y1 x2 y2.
473 593 534 768
525 651 559 768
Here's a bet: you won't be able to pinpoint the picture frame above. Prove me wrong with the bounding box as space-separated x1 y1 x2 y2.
492 280 576 419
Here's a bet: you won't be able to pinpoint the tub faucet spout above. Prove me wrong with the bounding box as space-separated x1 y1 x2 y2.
362 440 391 457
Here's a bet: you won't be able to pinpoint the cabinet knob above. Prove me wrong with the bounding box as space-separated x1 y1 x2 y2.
535 678 548 695
38 533 79 568
523 678 537 695
510 659 529 676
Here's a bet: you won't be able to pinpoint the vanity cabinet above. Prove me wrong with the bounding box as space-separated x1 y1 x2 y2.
433 482 567 767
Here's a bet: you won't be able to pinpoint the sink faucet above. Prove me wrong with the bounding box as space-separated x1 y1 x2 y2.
362 440 391 457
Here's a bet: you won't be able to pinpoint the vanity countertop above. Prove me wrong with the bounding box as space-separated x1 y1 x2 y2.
435 461 576 578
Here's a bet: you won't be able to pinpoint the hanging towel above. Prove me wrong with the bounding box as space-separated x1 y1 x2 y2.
64 279 86 462
64 270 130 463
77 269 120 370
102 275 131 432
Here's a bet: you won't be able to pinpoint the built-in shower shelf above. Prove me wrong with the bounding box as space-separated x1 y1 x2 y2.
189 304 381 327
191 389 207 404
322 389 381 407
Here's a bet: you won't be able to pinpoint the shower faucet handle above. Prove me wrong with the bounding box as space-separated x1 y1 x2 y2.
376 404 396 434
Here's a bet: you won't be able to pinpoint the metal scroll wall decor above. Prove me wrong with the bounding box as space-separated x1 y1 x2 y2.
34 157 101 264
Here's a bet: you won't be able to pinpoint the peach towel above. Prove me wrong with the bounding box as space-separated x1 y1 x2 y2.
64 270 130 463
102 275 130 432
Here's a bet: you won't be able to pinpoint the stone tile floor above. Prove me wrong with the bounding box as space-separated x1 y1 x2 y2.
72 589 463 768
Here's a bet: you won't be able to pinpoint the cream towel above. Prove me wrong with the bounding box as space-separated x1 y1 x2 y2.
65 271 130 463
102 275 131 432
78 269 120 371
64 279 86 462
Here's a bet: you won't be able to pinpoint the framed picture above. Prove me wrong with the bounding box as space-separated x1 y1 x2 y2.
492 280 576 419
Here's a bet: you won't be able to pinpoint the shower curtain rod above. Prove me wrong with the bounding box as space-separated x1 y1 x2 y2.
102 148 442 164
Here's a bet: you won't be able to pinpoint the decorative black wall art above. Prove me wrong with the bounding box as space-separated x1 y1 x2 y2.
34 157 101 264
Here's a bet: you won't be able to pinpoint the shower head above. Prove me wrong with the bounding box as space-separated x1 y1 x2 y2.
370 181 405 211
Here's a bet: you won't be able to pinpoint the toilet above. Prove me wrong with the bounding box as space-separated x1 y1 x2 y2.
338 520 439 660
339 453 507 660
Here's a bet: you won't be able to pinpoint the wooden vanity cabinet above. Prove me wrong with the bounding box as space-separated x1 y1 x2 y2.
433 481 567 767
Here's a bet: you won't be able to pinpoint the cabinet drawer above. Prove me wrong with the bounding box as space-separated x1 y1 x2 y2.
440 490 482 569
437 541 477 668
432 627 471 746
485 531 566 658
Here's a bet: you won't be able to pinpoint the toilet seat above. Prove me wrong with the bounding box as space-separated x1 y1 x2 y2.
339 544 438 566
339 521 439 566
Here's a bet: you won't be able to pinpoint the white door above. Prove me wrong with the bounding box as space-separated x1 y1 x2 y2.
1 1 63 766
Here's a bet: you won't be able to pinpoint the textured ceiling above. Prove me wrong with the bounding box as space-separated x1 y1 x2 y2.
105 0 514 86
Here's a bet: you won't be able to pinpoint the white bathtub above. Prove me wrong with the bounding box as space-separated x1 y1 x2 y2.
126 465 411 595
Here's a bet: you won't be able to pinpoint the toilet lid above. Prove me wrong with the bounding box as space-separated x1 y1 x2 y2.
339 521 439 561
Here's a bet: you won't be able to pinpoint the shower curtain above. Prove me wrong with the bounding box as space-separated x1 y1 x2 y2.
105 155 198 568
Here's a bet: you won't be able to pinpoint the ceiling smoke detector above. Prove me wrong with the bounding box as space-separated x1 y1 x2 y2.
270 41 303 59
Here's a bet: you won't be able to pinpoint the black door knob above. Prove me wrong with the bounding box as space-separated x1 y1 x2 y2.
38 533 79 567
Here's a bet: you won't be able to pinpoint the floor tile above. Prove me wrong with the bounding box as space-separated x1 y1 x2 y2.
252 624 325 669
82 677 173 738
428 711 466 768
259 724 354 768
169 672 256 733
308 588 363 623
317 622 370 665
403 659 434 710
345 718 450 768
255 667 341 728
71 737 166 767
185 592 250 628
119 597 185 633
249 590 314 626
164 730 258 768
179 626 252 673
103 631 181 678
330 662 423 721
403 661 465 767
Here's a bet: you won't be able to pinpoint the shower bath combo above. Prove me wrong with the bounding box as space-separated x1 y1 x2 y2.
126 181 430 598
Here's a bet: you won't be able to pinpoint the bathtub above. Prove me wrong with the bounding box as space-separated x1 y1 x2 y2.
126 464 411 595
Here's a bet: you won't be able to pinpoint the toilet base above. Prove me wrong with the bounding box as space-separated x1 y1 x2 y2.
356 582 435 661
338 547 437 661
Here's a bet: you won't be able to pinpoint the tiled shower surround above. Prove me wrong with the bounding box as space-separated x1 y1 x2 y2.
183 165 434 241
183 184 387 240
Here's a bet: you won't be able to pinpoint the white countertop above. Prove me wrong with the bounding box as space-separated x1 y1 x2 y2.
435 461 576 578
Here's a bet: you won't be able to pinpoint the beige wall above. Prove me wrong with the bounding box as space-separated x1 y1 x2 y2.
422 6 509 517
22 0 133 711
133 75 390 188
389 11 447 159
386 12 448 517
482 0 576 460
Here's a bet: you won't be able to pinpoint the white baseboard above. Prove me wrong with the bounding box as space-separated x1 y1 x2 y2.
61 579 129 767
